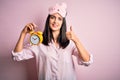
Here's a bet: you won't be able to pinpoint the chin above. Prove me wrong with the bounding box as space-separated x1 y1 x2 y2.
52 29 60 32
51 27 60 31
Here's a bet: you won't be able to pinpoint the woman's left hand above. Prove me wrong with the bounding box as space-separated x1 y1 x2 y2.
66 26 91 62
66 26 78 42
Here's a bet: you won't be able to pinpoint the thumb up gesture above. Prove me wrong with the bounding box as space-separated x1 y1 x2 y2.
66 26 78 42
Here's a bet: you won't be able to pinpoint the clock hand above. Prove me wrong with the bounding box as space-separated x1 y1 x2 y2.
32 37 37 40
32 37 36 40
34 38 37 40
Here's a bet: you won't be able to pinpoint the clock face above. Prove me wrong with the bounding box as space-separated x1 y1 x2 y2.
30 34 40 45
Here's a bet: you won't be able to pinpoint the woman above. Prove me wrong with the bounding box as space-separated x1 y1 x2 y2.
12 3 93 80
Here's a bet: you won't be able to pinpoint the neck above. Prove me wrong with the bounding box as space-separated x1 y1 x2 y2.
52 30 60 42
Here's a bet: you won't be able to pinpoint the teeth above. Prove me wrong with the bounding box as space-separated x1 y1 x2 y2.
53 24 57 27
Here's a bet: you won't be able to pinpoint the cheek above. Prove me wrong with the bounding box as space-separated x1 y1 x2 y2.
60 22 63 26
58 21 63 27
49 19 54 23
49 20 53 26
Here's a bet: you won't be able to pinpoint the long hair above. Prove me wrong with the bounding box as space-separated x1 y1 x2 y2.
42 15 69 49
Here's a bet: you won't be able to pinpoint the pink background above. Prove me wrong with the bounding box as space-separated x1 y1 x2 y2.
0 0 120 80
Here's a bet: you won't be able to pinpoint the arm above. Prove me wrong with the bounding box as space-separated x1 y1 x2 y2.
66 26 90 62
72 37 90 62
14 23 37 52
14 32 26 52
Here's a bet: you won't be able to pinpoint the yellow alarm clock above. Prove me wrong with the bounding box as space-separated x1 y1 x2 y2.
29 31 43 45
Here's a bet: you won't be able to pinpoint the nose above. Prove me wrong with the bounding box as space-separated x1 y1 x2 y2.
54 18 58 23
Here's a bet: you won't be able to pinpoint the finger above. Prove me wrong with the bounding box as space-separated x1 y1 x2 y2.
32 23 38 30
29 23 35 30
31 23 37 28
27 24 33 31
30 24 34 30
28 26 32 31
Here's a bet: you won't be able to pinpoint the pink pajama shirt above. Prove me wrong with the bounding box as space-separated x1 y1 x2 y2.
12 41 93 80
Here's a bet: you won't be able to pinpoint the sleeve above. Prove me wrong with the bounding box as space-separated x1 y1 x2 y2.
72 44 93 66
12 47 34 61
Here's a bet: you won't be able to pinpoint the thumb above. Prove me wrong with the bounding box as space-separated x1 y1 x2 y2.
70 26 73 31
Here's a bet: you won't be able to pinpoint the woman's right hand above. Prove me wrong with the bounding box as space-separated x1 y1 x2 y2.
14 23 37 52
22 23 37 34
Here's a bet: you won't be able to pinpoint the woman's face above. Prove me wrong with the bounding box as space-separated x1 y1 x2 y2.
49 13 63 32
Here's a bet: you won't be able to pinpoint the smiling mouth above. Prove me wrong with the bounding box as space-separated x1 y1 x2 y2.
52 24 58 27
